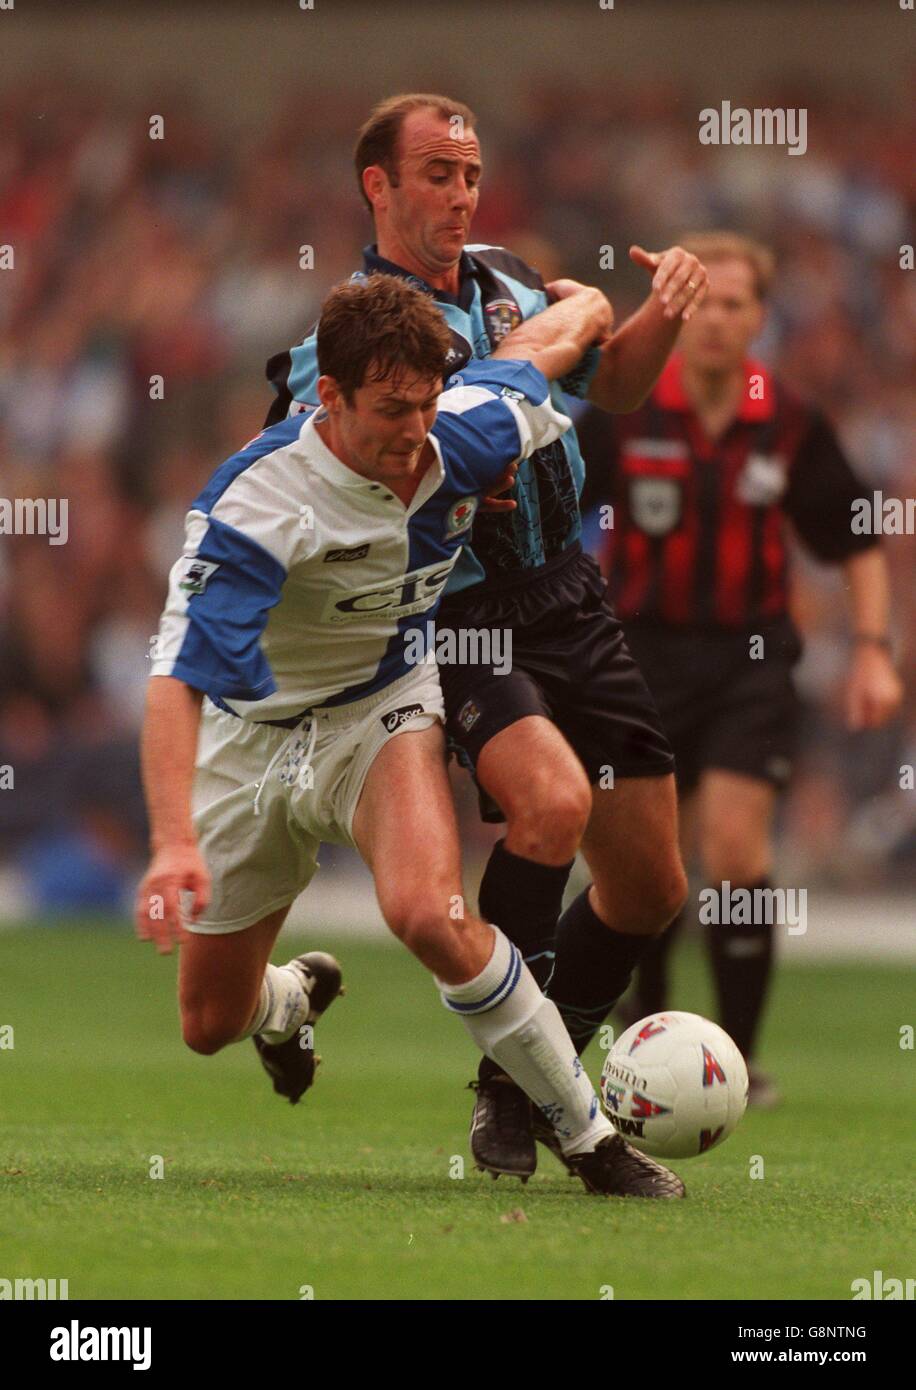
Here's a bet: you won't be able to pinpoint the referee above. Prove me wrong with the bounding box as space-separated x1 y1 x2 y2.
577 232 903 1104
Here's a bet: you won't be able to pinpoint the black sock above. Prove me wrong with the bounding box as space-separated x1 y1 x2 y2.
476 839 573 1083
706 878 775 1060
548 887 652 1055
630 907 685 1015
478 838 572 988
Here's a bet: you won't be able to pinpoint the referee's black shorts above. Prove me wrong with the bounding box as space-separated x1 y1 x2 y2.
437 544 675 823
622 617 804 794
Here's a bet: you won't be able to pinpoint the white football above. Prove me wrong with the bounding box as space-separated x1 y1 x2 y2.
600 1011 748 1159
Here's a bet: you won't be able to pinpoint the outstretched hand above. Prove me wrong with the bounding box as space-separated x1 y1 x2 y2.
630 245 708 322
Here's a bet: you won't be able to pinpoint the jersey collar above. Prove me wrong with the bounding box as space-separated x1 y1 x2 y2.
299 409 446 504
654 354 775 422
362 245 478 312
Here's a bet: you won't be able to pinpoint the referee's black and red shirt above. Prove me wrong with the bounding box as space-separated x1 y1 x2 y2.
577 355 879 630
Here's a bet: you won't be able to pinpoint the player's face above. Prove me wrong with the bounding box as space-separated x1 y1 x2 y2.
679 259 765 374
319 370 441 483
377 110 482 274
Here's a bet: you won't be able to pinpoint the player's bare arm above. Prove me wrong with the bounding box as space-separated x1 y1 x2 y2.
491 284 613 380
136 675 209 954
842 548 904 729
550 247 709 414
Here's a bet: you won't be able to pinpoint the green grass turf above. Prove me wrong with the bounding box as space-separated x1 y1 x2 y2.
0 922 912 1301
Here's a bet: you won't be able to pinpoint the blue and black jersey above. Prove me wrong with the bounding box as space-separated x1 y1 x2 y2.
264 243 601 597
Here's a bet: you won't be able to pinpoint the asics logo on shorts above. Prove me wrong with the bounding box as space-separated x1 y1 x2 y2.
381 704 425 733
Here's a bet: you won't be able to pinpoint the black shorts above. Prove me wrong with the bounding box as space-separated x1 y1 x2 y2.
622 618 804 793
438 545 675 822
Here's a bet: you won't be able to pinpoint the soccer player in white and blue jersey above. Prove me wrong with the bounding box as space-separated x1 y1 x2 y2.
136 273 683 1195
263 93 706 1194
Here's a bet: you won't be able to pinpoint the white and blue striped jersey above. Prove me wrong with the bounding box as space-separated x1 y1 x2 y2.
150 360 571 719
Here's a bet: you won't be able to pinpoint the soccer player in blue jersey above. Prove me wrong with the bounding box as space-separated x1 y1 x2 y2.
136 273 686 1198
265 94 709 1181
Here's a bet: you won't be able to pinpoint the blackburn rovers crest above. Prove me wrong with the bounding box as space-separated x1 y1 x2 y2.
445 495 479 540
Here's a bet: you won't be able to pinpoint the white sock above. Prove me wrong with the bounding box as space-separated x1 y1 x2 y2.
437 926 612 1156
244 963 310 1044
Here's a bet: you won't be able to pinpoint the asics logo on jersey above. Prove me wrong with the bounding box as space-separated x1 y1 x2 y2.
324 545 370 563
380 704 425 733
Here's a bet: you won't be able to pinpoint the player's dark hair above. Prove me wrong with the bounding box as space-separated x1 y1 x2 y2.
317 273 452 401
354 92 477 213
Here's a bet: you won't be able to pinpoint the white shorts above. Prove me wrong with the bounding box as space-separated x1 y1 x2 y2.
188 665 444 934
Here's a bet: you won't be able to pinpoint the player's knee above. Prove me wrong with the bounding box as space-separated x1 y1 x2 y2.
653 860 689 929
702 831 769 887
601 857 687 936
181 1006 243 1056
381 892 450 961
503 770 591 861
635 864 687 935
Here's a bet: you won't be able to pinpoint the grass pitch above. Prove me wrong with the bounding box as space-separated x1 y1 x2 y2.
0 923 912 1301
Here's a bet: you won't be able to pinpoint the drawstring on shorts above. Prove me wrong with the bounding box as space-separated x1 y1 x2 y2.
252 713 317 817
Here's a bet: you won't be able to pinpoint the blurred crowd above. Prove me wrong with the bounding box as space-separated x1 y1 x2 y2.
0 74 913 915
